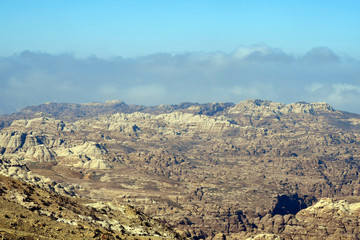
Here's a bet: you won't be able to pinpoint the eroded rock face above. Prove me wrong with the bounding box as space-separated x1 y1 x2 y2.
25 145 56 162
229 99 334 115
1 99 360 239
290 198 360 239
0 131 27 153
56 142 111 169
253 198 360 240
0 157 80 196
0 119 111 169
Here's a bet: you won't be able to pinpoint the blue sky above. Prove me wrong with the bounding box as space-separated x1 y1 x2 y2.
0 1 360 113
1 1 360 58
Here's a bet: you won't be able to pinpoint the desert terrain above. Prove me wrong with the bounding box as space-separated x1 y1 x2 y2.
1 99 360 239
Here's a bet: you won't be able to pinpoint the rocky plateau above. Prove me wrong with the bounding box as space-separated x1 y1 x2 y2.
1 99 360 239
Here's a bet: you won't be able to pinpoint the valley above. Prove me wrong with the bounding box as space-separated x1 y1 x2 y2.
1 99 360 239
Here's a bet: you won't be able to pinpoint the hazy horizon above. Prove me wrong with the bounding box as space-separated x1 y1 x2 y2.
1 1 359 114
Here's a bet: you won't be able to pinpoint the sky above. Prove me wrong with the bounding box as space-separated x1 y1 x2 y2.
0 1 360 113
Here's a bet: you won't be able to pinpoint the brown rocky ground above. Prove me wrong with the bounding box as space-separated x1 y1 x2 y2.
0 174 180 239
1 99 360 239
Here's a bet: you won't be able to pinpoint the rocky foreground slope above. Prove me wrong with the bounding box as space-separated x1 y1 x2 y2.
0 159 180 239
1 99 360 239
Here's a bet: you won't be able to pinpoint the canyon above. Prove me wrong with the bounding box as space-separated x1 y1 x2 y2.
1 99 360 239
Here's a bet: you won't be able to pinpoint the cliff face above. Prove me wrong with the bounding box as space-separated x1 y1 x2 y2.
1 99 360 239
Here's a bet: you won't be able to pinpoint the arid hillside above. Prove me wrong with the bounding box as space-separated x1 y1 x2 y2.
1 99 360 239
0 171 180 239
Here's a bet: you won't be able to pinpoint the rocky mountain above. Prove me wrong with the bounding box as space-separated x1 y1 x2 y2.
14 100 234 122
1 99 360 239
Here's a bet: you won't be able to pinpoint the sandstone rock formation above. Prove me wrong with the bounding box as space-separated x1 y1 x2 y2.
1 99 360 239
247 197 360 240
0 157 80 197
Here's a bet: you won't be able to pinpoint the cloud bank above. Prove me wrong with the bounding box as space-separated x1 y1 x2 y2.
0 44 359 114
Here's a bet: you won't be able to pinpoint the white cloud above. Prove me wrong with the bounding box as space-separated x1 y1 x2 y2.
229 86 261 97
302 47 340 64
125 84 167 105
308 83 360 112
306 82 324 92
233 44 270 60
327 84 360 103
332 83 360 92
0 45 359 113
232 44 294 62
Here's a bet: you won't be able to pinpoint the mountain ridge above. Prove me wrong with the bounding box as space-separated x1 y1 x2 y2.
1 99 360 239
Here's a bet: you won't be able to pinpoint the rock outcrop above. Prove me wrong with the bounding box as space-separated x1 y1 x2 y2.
0 174 181 239
0 157 80 196
1 99 360 239
248 198 360 239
